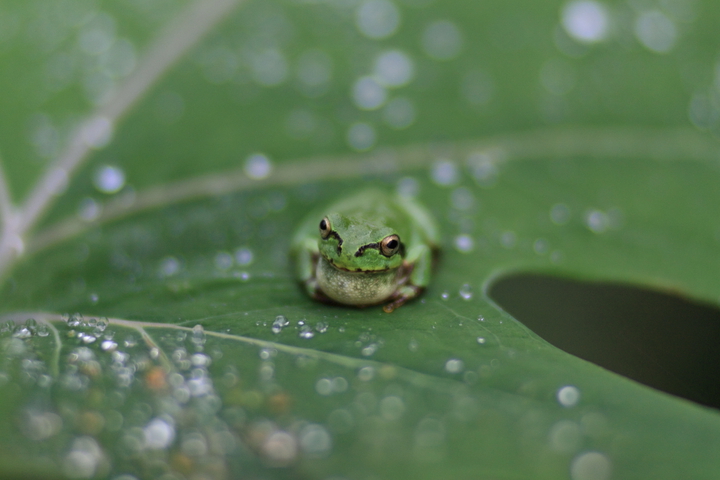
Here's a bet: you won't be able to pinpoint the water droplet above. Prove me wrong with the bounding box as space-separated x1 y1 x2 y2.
262 430 297 465
13 327 32 339
445 358 464 373
332 376 348 393
361 343 378 356
100 340 117 351
68 313 84 328
549 420 582 453
533 238 549 255
158 256 180 277
143 417 175 449
383 97 416 129
422 20 463 60
431 159 458 186
454 233 475 252
500 231 517 248
244 153 272 180
316 378 333 396
476 337 486 344
62 436 104 479
467 152 499 188
299 424 332 457
81 334 97 344
347 122 376 151
561 1 609 44
477 315 485 321
181 432 209 456
95 318 108 333
374 49 414 87
550 203 571 225
355 0 401 40
36 324 49 337
585 209 608 233
299 325 315 339
272 315 289 334
440 291 449 300
315 321 328 333
557 385 581 407
235 247 254 266
93 165 125 194
635 11 676 54
191 324 205 344
214 251 233 270
250 49 288 87
408 338 419 351
459 284 473 300
352 75 387 110
191 353 210 366
570 451 612 480
380 395 405 420
358 366 375 381
22 410 63 441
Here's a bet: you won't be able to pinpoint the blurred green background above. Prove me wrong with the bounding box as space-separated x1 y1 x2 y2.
2 0 720 478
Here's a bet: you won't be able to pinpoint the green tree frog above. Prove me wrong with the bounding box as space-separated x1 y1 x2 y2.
291 189 439 312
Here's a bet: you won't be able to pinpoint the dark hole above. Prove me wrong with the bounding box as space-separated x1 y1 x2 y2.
488 273 720 410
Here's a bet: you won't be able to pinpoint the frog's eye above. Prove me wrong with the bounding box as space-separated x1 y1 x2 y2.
380 234 401 256
319 217 332 239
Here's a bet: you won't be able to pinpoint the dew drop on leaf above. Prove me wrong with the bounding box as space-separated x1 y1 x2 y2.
557 385 581 407
272 315 289 334
445 358 464 373
298 325 315 339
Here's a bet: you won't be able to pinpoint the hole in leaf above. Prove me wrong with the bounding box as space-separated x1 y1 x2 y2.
488 273 720 410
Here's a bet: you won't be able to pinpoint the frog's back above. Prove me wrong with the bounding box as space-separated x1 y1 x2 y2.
332 189 438 248
291 189 438 252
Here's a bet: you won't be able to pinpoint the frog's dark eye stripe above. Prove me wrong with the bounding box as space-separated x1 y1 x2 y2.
354 234 402 257
319 216 343 254
355 243 379 257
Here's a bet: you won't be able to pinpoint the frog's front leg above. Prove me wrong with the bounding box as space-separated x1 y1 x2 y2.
294 239 321 297
294 238 336 303
383 243 434 313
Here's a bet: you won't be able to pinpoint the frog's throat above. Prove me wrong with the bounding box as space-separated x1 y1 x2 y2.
316 256 400 306
323 255 391 273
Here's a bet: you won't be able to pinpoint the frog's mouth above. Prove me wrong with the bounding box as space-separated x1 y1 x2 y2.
322 255 392 274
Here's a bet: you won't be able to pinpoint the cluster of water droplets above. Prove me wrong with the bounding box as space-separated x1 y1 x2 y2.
266 315 332 340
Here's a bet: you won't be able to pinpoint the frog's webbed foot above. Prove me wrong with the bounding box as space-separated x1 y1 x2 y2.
383 285 422 313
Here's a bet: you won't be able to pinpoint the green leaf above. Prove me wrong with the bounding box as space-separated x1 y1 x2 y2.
2 0 720 479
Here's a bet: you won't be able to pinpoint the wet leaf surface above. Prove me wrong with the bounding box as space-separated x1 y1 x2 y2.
2 0 720 479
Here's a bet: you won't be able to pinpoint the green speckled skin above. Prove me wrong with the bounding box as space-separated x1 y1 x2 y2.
291 189 438 312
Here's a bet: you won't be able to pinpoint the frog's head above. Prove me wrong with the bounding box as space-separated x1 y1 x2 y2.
317 213 404 272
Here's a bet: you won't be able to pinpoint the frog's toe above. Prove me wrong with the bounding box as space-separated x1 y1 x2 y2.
383 285 422 312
